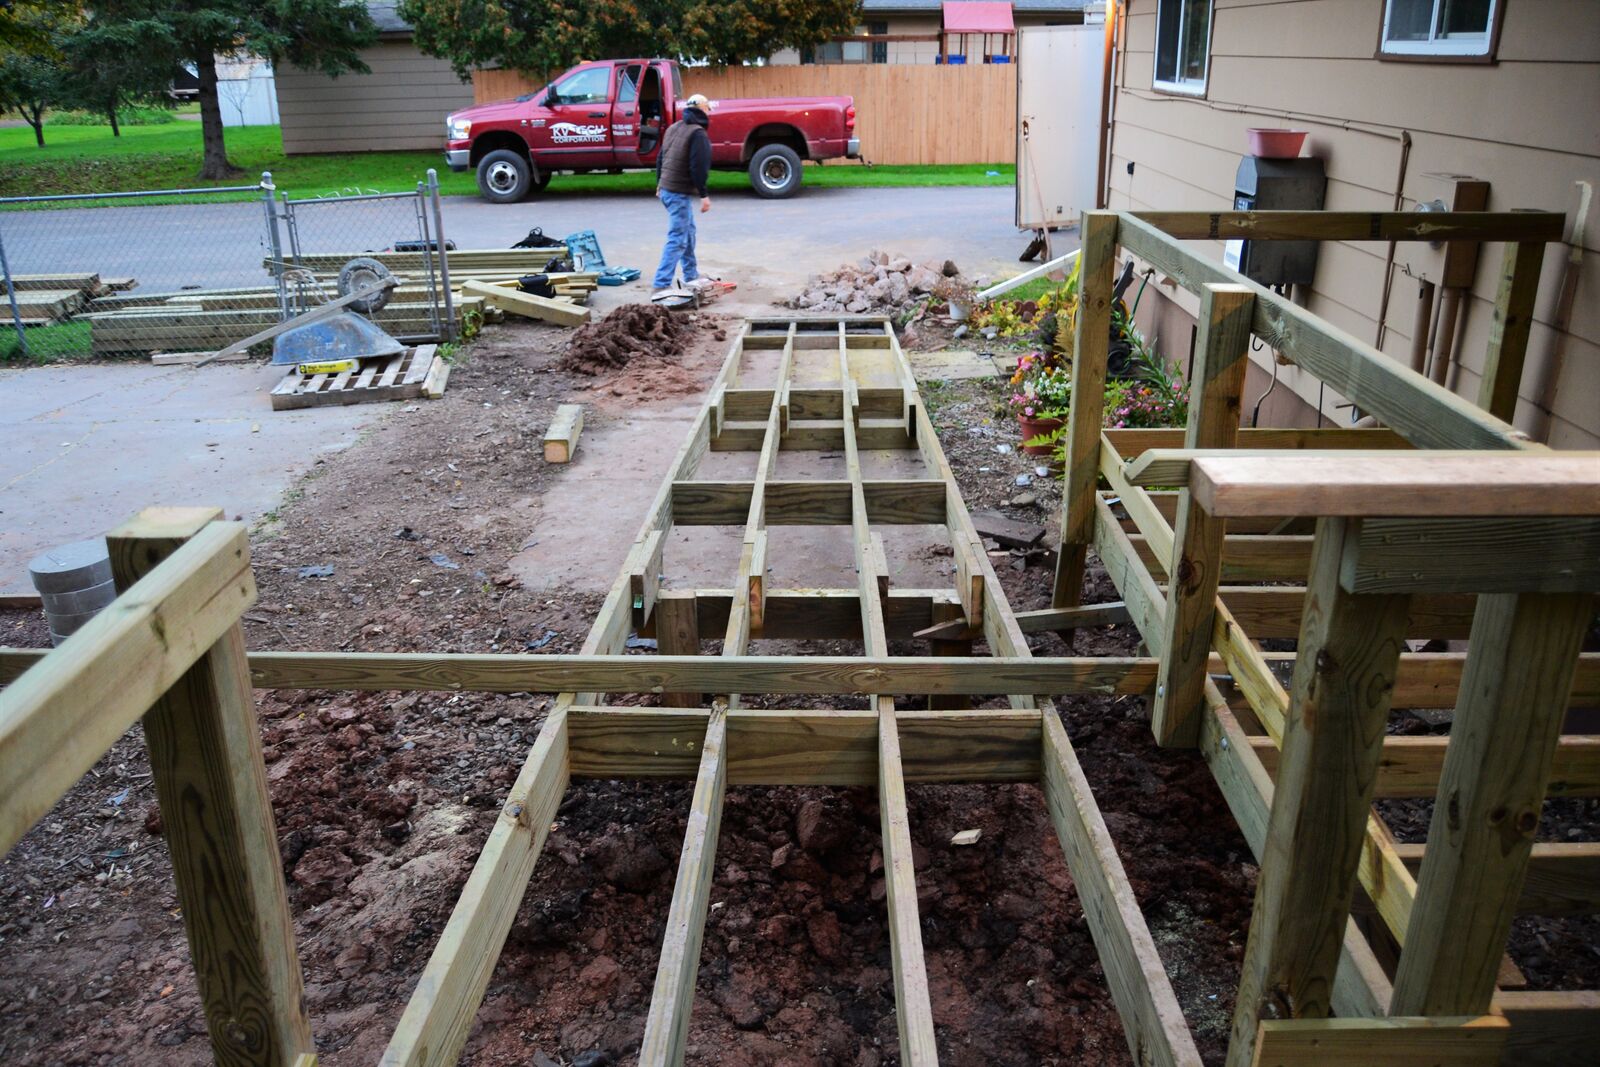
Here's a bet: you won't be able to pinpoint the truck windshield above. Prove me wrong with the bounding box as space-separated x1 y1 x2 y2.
552 66 611 105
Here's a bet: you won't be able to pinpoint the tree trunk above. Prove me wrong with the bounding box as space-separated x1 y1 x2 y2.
195 54 238 179
108 101 121 137
26 103 44 147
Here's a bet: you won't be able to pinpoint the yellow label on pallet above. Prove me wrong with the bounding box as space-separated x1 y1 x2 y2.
297 359 359 375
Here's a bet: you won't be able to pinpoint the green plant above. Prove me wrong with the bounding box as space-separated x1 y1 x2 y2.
51 106 174 126
1104 309 1189 428
1007 349 1071 420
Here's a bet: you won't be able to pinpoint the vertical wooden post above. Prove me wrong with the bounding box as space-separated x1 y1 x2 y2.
1391 591 1592 1016
654 591 702 708
926 598 972 710
1226 517 1410 1067
1150 283 1253 748
1476 241 1544 424
1051 210 1120 611
107 507 312 1067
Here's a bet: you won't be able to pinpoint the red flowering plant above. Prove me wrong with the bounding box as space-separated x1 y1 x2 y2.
1007 349 1072 420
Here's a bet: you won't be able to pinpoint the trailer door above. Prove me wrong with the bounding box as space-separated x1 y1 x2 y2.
1015 25 1107 232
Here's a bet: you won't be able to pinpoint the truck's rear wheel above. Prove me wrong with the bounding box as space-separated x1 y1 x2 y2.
749 144 803 199
476 149 532 203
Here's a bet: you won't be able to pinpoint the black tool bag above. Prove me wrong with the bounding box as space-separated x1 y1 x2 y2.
511 228 566 250
517 274 556 298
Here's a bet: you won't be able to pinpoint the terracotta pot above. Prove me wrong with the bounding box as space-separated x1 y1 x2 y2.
1017 414 1065 456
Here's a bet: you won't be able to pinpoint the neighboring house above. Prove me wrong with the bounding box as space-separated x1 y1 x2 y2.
1105 0 1600 449
769 0 1095 65
274 2 473 154
214 54 279 127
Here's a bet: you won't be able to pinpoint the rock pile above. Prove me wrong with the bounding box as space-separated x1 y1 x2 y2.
789 251 963 314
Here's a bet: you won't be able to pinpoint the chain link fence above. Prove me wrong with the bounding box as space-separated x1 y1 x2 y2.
0 172 454 364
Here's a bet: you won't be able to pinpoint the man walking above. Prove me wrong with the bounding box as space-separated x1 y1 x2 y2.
653 93 712 295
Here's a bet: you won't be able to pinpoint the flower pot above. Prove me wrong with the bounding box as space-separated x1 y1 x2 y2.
948 300 970 322
1017 414 1064 456
1246 128 1308 158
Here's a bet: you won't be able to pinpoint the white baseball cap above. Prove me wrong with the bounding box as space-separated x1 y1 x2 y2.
685 93 710 110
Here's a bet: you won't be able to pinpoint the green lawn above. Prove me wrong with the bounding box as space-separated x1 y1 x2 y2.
0 122 1013 203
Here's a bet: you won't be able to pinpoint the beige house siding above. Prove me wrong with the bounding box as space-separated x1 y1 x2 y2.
277 39 473 154
1108 0 1600 449
769 12 1079 64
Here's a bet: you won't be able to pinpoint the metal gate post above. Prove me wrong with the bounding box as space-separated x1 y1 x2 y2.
260 171 289 322
428 169 456 341
0 214 27 357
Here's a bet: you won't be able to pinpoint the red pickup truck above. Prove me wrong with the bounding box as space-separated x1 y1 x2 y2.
445 58 859 203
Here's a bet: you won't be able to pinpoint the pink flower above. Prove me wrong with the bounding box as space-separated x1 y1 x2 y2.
1024 406 1035 417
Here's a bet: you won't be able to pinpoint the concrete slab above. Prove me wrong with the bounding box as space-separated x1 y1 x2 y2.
0 361 383 590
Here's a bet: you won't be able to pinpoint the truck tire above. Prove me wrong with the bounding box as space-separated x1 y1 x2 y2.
749 144 803 199
476 149 533 203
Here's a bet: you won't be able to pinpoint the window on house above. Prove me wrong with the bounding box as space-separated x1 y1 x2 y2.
1381 0 1499 57
870 20 889 64
1154 0 1213 94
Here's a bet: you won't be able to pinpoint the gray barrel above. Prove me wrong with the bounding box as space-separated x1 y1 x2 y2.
28 538 116 646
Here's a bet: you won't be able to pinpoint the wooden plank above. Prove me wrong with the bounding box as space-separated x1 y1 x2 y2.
1495 990 1600 1067
1052 211 1120 608
380 709 570 1066
1152 283 1253 749
1250 1015 1508 1067
0 520 253 855
638 708 728 1065
567 706 1041 784
1393 843 1600 918
1107 426 1413 457
106 508 314 1067
1342 517 1600 595
1391 592 1594 1016
1093 496 1169 653
461 279 589 326
543 404 584 463
654 592 701 709
1478 241 1546 423
1187 453 1600 518
669 479 947 526
1042 707 1203 1067
969 509 1045 549
1116 213 1534 453
628 530 666 632
1251 734 1600 801
1132 209 1564 244
1227 517 1411 1067
1014 601 1133 632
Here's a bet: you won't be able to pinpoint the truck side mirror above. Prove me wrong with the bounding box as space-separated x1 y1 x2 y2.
543 89 558 107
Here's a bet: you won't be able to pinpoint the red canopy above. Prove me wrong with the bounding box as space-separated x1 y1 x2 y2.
942 2 1016 35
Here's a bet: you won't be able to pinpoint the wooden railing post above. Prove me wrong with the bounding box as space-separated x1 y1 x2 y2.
1391 590 1592 1016
1226 517 1411 1067
1476 241 1545 424
107 507 313 1067
1151 283 1253 747
1051 210 1120 612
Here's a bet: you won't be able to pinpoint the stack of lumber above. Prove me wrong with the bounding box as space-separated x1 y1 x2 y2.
262 249 598 298
2 273 135 325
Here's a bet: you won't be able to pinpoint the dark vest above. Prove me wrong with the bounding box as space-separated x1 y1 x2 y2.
658 121 708 196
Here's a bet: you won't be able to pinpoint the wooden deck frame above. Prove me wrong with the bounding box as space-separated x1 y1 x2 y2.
1048 209 1598 1066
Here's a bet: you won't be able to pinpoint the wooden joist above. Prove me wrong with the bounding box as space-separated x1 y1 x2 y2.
460 279 589 326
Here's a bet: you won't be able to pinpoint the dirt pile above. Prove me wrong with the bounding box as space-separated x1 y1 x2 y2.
790 251 965 314
561 303 689 375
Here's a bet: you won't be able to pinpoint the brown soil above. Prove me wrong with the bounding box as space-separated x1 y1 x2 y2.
0 315 1593 1067
564 304 697 374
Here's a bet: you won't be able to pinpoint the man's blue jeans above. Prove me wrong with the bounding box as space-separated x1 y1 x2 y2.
654 190 699 289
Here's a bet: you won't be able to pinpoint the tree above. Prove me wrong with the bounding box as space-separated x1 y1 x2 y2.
0 5 75 147
91 1 378 178
61 15 177 137
398 0 863 79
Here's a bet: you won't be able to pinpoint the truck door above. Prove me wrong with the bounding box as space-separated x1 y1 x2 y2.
610 63 645 165
526 63 615 168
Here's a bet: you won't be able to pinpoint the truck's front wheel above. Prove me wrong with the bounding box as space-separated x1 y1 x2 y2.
749 144 803 199
476 149 533 204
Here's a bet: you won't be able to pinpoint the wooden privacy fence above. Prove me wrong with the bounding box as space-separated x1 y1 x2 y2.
472 64 1017 166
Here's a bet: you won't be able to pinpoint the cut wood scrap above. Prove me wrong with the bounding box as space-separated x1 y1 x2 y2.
461 279 589 327
543 404 584 463
971 509 1045 549
0 592 43 610
3 272 100 293
421 356 451 400
151 351 248 366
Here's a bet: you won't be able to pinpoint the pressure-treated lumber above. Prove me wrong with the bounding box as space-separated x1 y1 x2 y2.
1250 734 1600 801
1226 517 1412 1067
1151 283 1252 748
1477 240 1545 423
107 507 314 1067
1187 452 1600 518
1393 843 1600 918
1496 990 1600 1067
1052 211 1120 610
1391 591 1595 1017
670 478 947 525
1042 708 1204 1066
380 708 570 1066
461 279 589 326
542 404 584 463
0 520 253 855
653 592 701 707
1342 517 1600 595
1130 209 1564 244
1249 1014 1509 1067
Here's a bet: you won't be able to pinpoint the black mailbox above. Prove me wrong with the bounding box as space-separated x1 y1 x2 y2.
1225 156 1327 287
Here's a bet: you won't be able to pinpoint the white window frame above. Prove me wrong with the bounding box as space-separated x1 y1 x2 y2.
1380 0 1499 57
1153 0 1214 96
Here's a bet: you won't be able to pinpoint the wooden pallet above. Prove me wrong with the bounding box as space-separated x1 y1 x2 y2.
269 344 441 411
